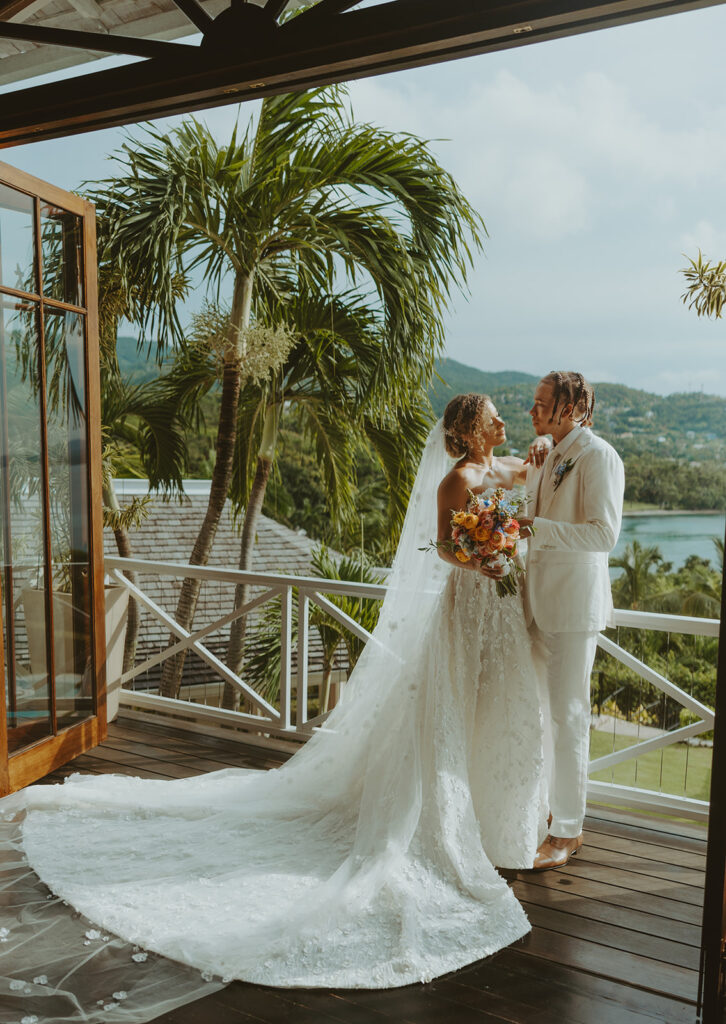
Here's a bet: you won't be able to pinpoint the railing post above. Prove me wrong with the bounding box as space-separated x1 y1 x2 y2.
297 589 309 728
279 586 293 730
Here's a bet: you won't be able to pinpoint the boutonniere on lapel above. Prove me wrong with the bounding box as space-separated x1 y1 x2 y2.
552 457 577 491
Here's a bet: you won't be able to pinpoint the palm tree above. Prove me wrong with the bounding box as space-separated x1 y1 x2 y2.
222 286 430 706
100 366 192 671
677 560 722 619
681 252 726 319
88 87 484 699
308 544 385 712
610 540 665 610
243 544 385 716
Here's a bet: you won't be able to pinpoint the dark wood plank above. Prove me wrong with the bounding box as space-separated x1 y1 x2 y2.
216 985 427 1024
508 861 703 925
512 877 702 948
331 984 518 1024
99 732 270 774
62 742 199 779
471 948 697 1024
51 753 180 780
580 841 705 889
432 967 676 1024
559 853 704 907
94 736 237 775
261 987 403 1024
583 824 707 870
520 900 700 969
585 810 708 850
108 720 289 767
514 924 699 1003
150 989 266 1024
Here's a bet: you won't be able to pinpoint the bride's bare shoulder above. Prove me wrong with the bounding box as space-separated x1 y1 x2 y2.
438 463 477 502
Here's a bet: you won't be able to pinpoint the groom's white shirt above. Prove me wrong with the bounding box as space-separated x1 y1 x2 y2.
524 425 625 634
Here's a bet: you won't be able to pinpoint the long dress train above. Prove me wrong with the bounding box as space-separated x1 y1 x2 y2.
0 421 547 1022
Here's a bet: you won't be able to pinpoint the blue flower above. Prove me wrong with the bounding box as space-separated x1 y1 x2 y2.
552 458 576 491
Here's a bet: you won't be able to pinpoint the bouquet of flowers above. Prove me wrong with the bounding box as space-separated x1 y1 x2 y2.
440 487 526 597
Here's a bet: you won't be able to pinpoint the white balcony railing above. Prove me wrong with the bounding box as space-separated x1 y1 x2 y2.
105 556 719 822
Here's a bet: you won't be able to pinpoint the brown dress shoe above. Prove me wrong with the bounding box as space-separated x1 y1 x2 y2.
532 833 583 871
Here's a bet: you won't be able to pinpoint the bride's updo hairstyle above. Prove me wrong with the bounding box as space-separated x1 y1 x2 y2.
443 393 493 458
542 371 595 427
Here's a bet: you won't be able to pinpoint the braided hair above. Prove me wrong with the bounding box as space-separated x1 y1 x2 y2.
541 371 595 427
442 393 493 458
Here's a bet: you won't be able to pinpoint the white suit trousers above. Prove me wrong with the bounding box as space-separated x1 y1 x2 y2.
531 626 599 838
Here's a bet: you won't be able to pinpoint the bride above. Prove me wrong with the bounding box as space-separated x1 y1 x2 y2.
0 393 549 1021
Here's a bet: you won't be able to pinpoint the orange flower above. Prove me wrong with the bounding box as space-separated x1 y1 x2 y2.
505 520 519 535
455 550 471 563
452 511 468 526
463 513 478 530
488 532 506 550
474 525 491 542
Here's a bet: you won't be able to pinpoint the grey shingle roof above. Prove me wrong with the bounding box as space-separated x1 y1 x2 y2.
104 482 351 696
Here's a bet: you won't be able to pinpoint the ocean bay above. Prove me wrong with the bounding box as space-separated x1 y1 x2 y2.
613 512 725 570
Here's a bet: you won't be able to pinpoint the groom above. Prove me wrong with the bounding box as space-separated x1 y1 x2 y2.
519 371 624 870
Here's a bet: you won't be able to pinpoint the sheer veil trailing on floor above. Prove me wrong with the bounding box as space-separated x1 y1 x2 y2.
0 419 547 1023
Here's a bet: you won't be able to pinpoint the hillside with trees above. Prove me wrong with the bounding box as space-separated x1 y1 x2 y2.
115 341 726 552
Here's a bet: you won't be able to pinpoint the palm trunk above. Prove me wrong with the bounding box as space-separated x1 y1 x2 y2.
102 479 139 675
319 659 333 715
222 402 279 710
159 275 253 699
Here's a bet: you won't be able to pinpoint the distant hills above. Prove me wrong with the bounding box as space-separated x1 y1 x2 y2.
430 358 725 463
114 339 724 465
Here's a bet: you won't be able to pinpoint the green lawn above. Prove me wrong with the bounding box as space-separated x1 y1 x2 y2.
589 728 712 802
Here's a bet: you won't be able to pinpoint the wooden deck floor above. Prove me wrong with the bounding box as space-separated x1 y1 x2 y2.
38 718 707 1024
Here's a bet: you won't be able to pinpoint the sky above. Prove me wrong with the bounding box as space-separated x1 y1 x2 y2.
3 3 726 396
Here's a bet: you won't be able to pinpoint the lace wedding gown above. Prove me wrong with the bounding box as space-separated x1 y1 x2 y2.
0 421 547 1023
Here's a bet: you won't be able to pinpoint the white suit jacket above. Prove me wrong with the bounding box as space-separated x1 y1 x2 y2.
523 426 625 634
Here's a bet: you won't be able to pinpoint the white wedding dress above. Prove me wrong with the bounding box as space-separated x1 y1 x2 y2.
0 421 547 1023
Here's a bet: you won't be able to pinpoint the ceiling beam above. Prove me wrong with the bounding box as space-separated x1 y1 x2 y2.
171 0 215 33
0 0 724 146
0 19 194 59
0 2 228 87
0 0 42 19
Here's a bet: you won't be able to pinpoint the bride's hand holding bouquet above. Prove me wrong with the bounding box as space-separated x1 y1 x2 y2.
434 487 527 597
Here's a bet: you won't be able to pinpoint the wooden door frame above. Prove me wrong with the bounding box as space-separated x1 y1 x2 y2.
0 160 106 795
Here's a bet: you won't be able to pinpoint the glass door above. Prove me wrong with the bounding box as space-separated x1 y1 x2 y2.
0 161 104 794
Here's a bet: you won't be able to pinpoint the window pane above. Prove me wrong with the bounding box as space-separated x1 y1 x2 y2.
44 307 93 731
0 183 36 296
0 298 52 751
40 204 84 307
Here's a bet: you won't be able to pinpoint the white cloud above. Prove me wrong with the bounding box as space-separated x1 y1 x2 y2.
681 220 726 258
